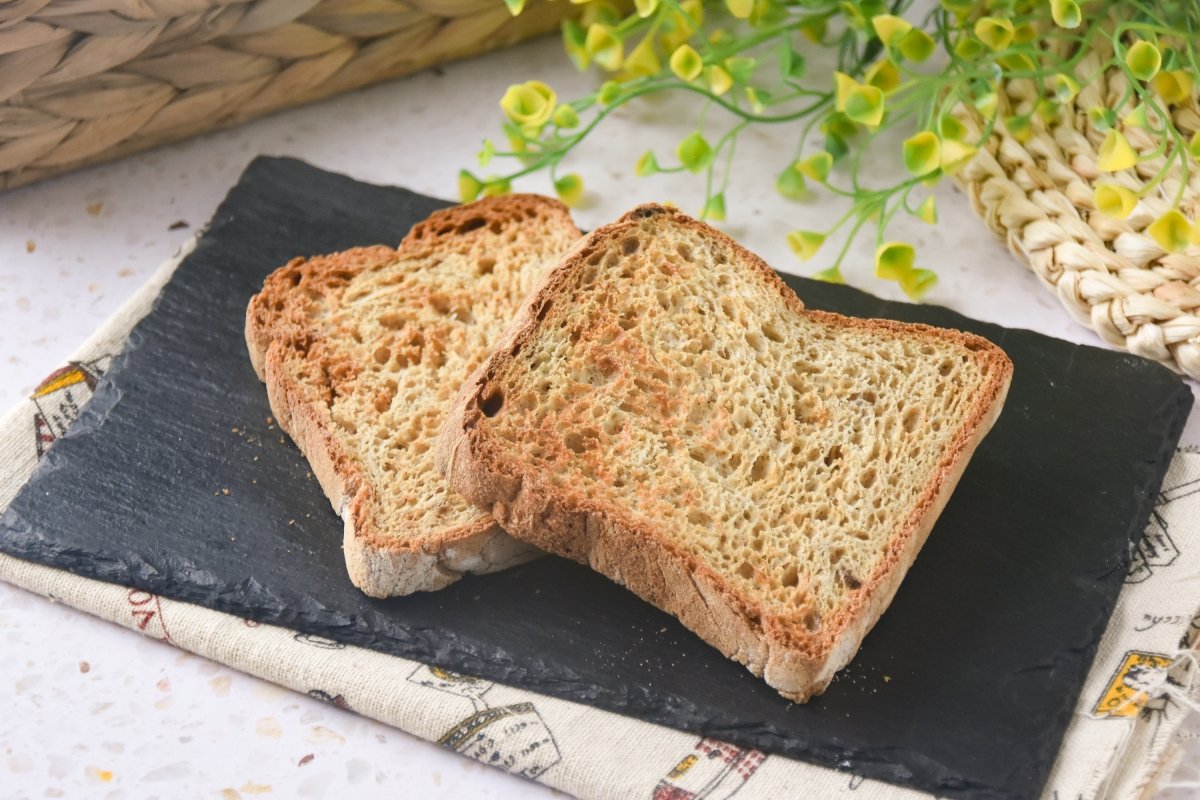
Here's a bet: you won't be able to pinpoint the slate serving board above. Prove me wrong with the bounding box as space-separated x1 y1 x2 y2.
1 157 1190 800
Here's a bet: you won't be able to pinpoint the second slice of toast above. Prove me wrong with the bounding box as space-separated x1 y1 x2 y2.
438 204 1012 700
246 195 580 597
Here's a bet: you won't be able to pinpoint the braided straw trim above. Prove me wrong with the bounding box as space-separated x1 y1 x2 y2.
0 0 573 190
955 35 1200 379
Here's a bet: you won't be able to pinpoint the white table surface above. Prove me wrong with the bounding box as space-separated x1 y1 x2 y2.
1 34 1197 800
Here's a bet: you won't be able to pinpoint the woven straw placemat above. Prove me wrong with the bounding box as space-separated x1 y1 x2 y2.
957 35 1200 380
0 0 569 190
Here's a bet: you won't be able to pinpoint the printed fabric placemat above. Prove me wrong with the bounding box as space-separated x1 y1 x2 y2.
2 228 1199 800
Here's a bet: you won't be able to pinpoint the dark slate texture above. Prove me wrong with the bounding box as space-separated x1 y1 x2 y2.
1 157 1190 800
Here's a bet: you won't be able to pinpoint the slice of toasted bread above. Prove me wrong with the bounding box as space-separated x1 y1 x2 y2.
246 195 581 597
438 203 1012 700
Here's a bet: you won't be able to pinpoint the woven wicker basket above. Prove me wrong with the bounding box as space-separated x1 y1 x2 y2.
0 0 571 191
957 35 1200 379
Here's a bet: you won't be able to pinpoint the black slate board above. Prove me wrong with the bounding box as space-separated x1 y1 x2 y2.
1 157 1190 800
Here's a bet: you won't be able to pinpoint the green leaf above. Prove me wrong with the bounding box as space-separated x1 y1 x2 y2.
477 139 495 167
481 176 511 197
597 80 623 106
824 133 849 160
798 14 826 42
707 66 734 96
670 45 704 81
745 87 771 114
917 196 938 225
634 0 658 18
844 84 885 126
871 14 911 47
554 173 585 207
562 19 589 70
903 131 941 176
939 115 968 142
787 230 826 260
864 60 900 93
775 163 807 200
458 170 483 202
503 0 525 16
1125 41 1163 82
812 266 844 284
1052 73 1081 103
635 151 660 177
799 152 833 182
1088 105 1118 132
1189 131 1200 160
875 241 915 280
898 28 935 63
900 268 937 300
973 17 1013 51
1004 114 1033 143
585 24 623 71
725 56 757 84
726 0 753 19
779 47 806 80
553 105 580 129
702 192 726 221
954 37 984 60
750 0 787 27
677 131 713 173
624 35 660 77
1050 0 1081 28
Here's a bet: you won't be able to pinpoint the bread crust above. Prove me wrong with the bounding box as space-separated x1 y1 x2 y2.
438 203 1013 699
246 195 579 597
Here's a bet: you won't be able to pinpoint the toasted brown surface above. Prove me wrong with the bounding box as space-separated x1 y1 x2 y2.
438 204 1012 699
246 194 581 597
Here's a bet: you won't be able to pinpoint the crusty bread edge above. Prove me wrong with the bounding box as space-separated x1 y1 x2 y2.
245 195 577 596
437 204 1014 699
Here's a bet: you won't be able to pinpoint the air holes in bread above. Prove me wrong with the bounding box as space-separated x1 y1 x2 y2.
480 389 505 418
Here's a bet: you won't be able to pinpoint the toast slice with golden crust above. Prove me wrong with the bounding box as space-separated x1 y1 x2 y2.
437 204 1012 699
246 195 580 597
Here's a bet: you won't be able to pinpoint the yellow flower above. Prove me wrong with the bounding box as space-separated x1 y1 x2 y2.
623 35 660 77
917 196 938 225
1093 183 1138 220
499 81 557 128
554 174 585 207
864 60 900 94
871 14 911 47
1097 129 1138 172
787 230 826 260
974 17 1014 51
903 131 941 176
726 0 753 19
940 139 977 174
707 65 733 96
1147 210 1192 253
458 170 482 202
670 45 704 82
585 24 623 71
875 241 915 280
1152 70 1195 105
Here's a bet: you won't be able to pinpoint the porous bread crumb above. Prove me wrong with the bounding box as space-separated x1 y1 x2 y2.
442 203 1012 699
246 195 581 596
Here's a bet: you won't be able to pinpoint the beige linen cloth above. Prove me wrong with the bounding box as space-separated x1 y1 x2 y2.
1 240 1198 800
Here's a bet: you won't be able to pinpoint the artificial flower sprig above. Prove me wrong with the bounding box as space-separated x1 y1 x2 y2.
462 0 1200 297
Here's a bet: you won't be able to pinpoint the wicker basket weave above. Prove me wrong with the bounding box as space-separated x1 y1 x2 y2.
957 36 1200 380
0 0 571 191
